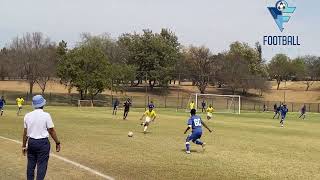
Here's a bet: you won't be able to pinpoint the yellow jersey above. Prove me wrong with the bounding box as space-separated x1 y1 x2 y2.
16 98 24 107
189 102 195 109
207 107 214 113
144 110 156 118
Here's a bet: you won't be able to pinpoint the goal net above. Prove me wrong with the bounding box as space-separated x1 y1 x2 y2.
186 93 241 114
78 100 108 108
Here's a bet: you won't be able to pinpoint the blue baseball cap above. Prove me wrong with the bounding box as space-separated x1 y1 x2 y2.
32 95 46 108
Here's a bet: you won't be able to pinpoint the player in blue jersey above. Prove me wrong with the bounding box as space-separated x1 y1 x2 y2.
184 109 212 154
280 104 288 127
0 96 6 116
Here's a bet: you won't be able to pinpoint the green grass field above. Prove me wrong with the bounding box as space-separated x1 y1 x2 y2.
0 106 320 180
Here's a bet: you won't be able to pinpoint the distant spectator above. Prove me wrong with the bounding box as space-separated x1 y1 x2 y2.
299 104 306 120
263 104 267 112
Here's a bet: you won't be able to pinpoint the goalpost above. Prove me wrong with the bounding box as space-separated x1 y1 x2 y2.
186 93 241 114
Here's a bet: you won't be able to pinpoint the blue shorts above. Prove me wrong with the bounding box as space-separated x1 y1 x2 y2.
281 115 286 120
0 106 3 110
186 131 202 142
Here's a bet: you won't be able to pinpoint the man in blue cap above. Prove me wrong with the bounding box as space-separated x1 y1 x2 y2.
22 95 61 180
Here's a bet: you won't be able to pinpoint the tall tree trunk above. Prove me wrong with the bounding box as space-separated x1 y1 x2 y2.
80 90 84 100
149 80 155 90
276 79 281 90
232 87 236 95
306 82 310 91
29 81 34 98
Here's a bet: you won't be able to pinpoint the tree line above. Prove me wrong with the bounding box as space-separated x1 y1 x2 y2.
0 30 319 99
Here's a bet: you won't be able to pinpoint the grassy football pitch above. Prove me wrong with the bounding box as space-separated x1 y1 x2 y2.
0 106 320 180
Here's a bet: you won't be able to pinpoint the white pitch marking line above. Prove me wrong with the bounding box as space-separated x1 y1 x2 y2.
0 136 115 180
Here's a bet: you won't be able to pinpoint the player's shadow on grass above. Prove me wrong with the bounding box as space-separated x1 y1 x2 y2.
139 132 153 134
180 149 197 153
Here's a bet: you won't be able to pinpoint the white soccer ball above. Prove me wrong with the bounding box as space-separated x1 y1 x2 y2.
276 1 287 12
128 131 133 137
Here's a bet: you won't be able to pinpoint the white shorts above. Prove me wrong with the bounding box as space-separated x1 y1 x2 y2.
145 117 152 124
207 113 213 118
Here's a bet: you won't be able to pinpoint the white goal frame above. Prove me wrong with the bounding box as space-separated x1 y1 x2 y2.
194 93 241 114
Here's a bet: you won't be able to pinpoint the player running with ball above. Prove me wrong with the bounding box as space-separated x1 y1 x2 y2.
140 105 157 134
184 109 212 154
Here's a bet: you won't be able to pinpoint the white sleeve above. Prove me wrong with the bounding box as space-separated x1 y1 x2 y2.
46 114 54 129
23 115 27 128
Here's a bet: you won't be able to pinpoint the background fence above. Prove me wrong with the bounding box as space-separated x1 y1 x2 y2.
2 91 320 113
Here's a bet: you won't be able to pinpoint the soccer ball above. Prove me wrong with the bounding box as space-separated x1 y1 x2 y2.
276 1 287 12
128 131 133 137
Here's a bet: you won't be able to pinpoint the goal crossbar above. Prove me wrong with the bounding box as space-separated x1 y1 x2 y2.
194 93 241 114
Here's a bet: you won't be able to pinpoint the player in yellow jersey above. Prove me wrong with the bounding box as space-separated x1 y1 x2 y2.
206 104 214 120
189 101 195 110
16 97 25 116
140 105 157 134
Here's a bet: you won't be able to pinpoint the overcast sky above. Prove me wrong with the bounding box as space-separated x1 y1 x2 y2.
0 0 319 60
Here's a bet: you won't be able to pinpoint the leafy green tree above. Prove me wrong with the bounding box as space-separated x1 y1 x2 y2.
57 44 110 99
109 64 137 93
80 33 128 64
299 56 320 91
268 54 291 90
118 29 181 89
57 40 68 57
218 42 268 94
290 57 306 80
182 46 217 94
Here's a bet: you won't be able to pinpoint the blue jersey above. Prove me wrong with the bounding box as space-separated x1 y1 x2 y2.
0 99 5 107
281 107 288 117
187 115 203 133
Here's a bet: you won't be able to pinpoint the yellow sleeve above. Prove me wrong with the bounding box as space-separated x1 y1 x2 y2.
144 110 148 115
153 111 156 117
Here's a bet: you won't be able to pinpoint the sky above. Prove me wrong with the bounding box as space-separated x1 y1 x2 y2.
0 0 319 60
